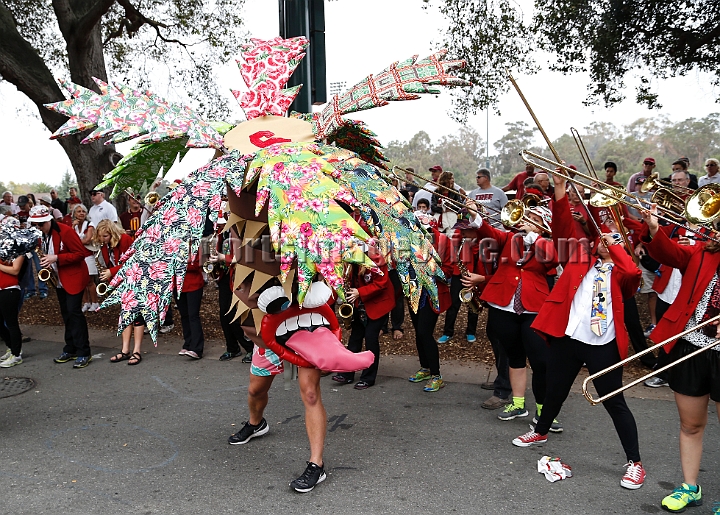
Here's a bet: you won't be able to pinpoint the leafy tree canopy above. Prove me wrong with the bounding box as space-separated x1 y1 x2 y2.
423 0 720 120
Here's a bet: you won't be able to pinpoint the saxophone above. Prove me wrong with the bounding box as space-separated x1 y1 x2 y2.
456 238 482 314
35 240 58 288
337 263 354 330
95 249 109 296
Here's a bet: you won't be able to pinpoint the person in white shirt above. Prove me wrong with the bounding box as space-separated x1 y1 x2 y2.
698 158 720 187
1 191 19 215
467 168 508 225
88 190 118 228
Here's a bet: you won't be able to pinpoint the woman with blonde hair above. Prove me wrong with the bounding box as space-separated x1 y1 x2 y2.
93 220 145 365
71 204 98 312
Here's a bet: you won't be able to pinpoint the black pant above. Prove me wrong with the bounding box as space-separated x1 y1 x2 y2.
218 277 252 354
442 275 479 337
57 288 91 357
486 307 546 404
408 300 441 375
340 312 388 385
389 270 404 332
178 288 204 356
536 336 641 463
624 296 656 369
0 289 22 356
653 299 672 380
485 310 511 399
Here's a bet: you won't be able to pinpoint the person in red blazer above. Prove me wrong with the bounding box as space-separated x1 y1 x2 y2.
406 214 453 392
332 243 394 389
94 220 145 365
466 198 558 424
513 172 647 490
29 205 93 368
176 243 206 360
640 207 720 512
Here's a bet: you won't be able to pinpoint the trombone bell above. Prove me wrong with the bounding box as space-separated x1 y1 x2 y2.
685 184 720 225
144 191 160 206
500 200 525 228
588 188 622 208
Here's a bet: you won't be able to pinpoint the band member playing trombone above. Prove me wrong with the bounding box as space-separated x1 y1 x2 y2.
512 172 646 490
641 205 720 512
94 220 145 365
29 206 93 368
466 198 558 426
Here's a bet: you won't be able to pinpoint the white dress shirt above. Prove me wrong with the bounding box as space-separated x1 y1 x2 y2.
566 259 615 345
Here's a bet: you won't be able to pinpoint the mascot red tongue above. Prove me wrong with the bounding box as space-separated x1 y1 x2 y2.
260 301 374 372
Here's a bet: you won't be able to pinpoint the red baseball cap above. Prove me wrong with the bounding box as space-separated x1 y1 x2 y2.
429 165 443 173
643 157 656 165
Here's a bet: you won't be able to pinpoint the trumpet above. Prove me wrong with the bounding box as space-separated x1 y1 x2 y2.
95 249 109 296
456 239 482 314
35 243 58 288
582 314 720 405
640 172 695 195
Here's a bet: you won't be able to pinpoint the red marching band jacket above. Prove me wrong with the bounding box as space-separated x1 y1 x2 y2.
642 227 720 353
48 223 92 295
101 233 134 278
531 196 641 358
351 252 395 320
474 218 558 313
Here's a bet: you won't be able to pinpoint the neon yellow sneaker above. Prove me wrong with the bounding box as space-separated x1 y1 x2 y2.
409 368 432 383
661 483 702 512
423 375 445 392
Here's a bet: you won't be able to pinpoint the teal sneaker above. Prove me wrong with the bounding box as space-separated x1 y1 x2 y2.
466 335 477 343
423 375 445 392
498 403 528 421
661 483 702 512
711 501 719 514
532 412 563 433
409 368 432 383
437 335 451 344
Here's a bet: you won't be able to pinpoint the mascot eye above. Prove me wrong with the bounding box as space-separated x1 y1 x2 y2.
257 286 291 314
301 281 332 309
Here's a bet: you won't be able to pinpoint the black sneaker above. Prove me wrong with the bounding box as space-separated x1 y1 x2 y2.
73 356 92 368
228 419 269 445
290 461 326 493
54 352 77 363
219 350 242 361
241 352 252 364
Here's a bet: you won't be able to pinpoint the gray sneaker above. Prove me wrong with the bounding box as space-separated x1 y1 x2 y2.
497 404 529 421
644 376 669 388
159 324 175 334
532 412 563 433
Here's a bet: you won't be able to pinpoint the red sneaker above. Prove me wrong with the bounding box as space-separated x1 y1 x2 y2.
512 430 548 447
620 461 646 490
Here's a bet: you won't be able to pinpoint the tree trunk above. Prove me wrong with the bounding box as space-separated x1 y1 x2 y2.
0 0 118 208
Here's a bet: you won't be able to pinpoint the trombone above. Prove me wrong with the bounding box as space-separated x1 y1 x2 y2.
640 172 695 196
582 314 720 405
520 150 720 244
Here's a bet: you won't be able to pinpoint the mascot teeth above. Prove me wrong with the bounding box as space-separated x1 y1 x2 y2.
301 281 332 309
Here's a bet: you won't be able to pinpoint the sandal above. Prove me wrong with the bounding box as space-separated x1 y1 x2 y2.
128 352 142 366
110 351 131 363
392 329 403 340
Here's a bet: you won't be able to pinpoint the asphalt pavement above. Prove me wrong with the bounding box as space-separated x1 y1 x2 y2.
1 325 718 515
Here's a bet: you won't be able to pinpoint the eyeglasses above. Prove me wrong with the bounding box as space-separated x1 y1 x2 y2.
643 162 654 166
706 164 717 167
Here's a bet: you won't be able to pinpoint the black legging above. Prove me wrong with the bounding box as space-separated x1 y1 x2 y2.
442 275 479 337
177 288 204 356
486 307 546 404
535 336 641 463
339 311 388 385
218 277 253 354
408 299 441 375
57 288 91 357
0 289 22 356
624 296 656 369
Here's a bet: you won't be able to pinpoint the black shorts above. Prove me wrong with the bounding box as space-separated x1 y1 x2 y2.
668 339 720 401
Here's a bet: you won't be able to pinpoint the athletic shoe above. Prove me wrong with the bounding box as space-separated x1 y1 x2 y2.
24 292 35 300
241 352 252 363
21 335 31 343
73 356 92 368
512 430 548 447
644 377 669 388
466 334 477 343
143 327 150 335
228 418 269 445
423 375 445 392
159 324 175 334
89 303 100 312
711 501 720 514
185 350 201 360
408 368 432 383
290 461 326 493
331 374 353 384
53 352 77 363
620 461 646 490
39 292 48 299
82 303 91 312
178 349 189 356
219 350 242 361
661 483 702 512
437 335 451 344
0 354 22 368
0 348 11 361
532 413 564 433
643 324 656 338
498 403 529 421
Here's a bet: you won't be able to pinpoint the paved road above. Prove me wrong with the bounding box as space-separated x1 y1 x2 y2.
1 332 718 515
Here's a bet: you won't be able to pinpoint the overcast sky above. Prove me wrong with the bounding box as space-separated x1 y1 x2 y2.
1 0 717 187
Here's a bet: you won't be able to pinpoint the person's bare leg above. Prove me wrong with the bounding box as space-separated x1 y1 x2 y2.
129 325 144 363
298 367 326 466
248 374 273 425
675 392 709 486
509 367 527 399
